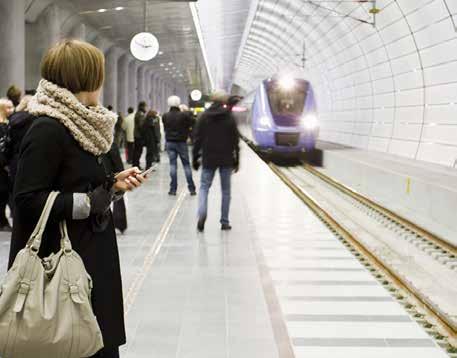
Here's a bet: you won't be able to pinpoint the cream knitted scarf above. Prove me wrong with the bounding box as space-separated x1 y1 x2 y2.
28 79 116 156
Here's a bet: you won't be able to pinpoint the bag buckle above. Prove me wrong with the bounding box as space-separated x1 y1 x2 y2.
69 284 84 304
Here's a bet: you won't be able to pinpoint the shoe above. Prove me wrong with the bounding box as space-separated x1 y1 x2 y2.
197 217 206 232
221 224 232 231
168 191 177 196
190 191 197 196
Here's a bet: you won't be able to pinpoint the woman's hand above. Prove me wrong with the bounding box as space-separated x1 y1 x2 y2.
114 167 146 192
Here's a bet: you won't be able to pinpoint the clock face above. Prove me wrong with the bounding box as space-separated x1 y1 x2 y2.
191 89 202 101
130 32 159 61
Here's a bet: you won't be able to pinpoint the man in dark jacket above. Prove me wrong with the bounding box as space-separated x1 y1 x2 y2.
133 101 147 169
192 90 240 232
162 96 196 196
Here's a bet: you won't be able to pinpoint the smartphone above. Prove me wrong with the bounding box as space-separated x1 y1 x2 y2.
140 165 156 178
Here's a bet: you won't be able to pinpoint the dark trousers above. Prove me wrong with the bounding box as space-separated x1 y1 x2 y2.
89 346 120 358
166 141 195 193
0 189 10 227
126 141 134 164
133 138 145 168
146 140 160 168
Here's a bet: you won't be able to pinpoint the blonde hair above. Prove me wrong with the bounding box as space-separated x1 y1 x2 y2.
41 39 105 93
0 98 13 121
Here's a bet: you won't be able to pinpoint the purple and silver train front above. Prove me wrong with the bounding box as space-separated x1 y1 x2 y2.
251 78 319 153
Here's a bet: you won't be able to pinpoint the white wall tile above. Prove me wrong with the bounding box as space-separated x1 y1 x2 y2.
388 139 419 158
417 142 457 166
236 0 457 167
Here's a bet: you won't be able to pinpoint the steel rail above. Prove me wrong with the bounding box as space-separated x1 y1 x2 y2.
268 163 457 350
302 163 457 258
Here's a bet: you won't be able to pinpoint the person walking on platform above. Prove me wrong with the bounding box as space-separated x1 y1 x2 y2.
133 101 147 169
8 39 147 358
122 107 135 164
114 112 125 148
4 95 34 217
6 85 22 112
162 96 196 196
144 110 161 168
0 98 14 231
192 90 240 232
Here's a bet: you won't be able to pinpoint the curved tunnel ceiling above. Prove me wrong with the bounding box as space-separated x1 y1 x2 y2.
233 0 457 167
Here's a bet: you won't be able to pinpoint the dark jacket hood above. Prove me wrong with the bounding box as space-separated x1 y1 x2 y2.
206 103 230 119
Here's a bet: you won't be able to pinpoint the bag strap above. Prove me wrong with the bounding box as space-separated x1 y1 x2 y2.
59 220 73 253
26 191 60 252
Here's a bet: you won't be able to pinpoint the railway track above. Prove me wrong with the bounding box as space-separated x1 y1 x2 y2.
267 163 457 356
301 164 457 271
239 134 457 354
237 139 457 357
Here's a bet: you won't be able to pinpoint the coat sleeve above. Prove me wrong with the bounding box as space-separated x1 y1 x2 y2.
154 118 161 142
192 116 205 161
231 117 240 161
14 118 74 223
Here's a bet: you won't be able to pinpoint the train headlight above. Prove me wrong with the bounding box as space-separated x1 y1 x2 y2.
302 114 319 130
258 115 272 129
279 75 295 90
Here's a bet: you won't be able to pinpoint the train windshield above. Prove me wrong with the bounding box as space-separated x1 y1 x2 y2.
266 80 308 117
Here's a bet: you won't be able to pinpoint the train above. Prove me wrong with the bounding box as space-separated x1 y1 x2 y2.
236 76 319 157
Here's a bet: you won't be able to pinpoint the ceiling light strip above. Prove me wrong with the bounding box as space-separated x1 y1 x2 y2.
189 3 214 91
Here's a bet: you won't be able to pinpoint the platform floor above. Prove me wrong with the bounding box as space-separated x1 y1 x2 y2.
0 143 448 358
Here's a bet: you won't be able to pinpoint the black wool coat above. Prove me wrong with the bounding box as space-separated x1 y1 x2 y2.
0 122 10 192
8 116 126 349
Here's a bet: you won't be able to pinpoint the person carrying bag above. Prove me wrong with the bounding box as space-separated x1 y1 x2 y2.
7 40 147 357
0 192 103 357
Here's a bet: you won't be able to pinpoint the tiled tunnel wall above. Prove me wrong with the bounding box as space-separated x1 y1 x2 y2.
234 0 457 167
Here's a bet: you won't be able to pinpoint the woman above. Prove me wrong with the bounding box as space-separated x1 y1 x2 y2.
8 39 145 357
0 98 13 230
144 110 161 168
5 96 34 186
114 112 125 148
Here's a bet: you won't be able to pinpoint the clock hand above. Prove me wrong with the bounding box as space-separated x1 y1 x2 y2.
135 40 147 48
